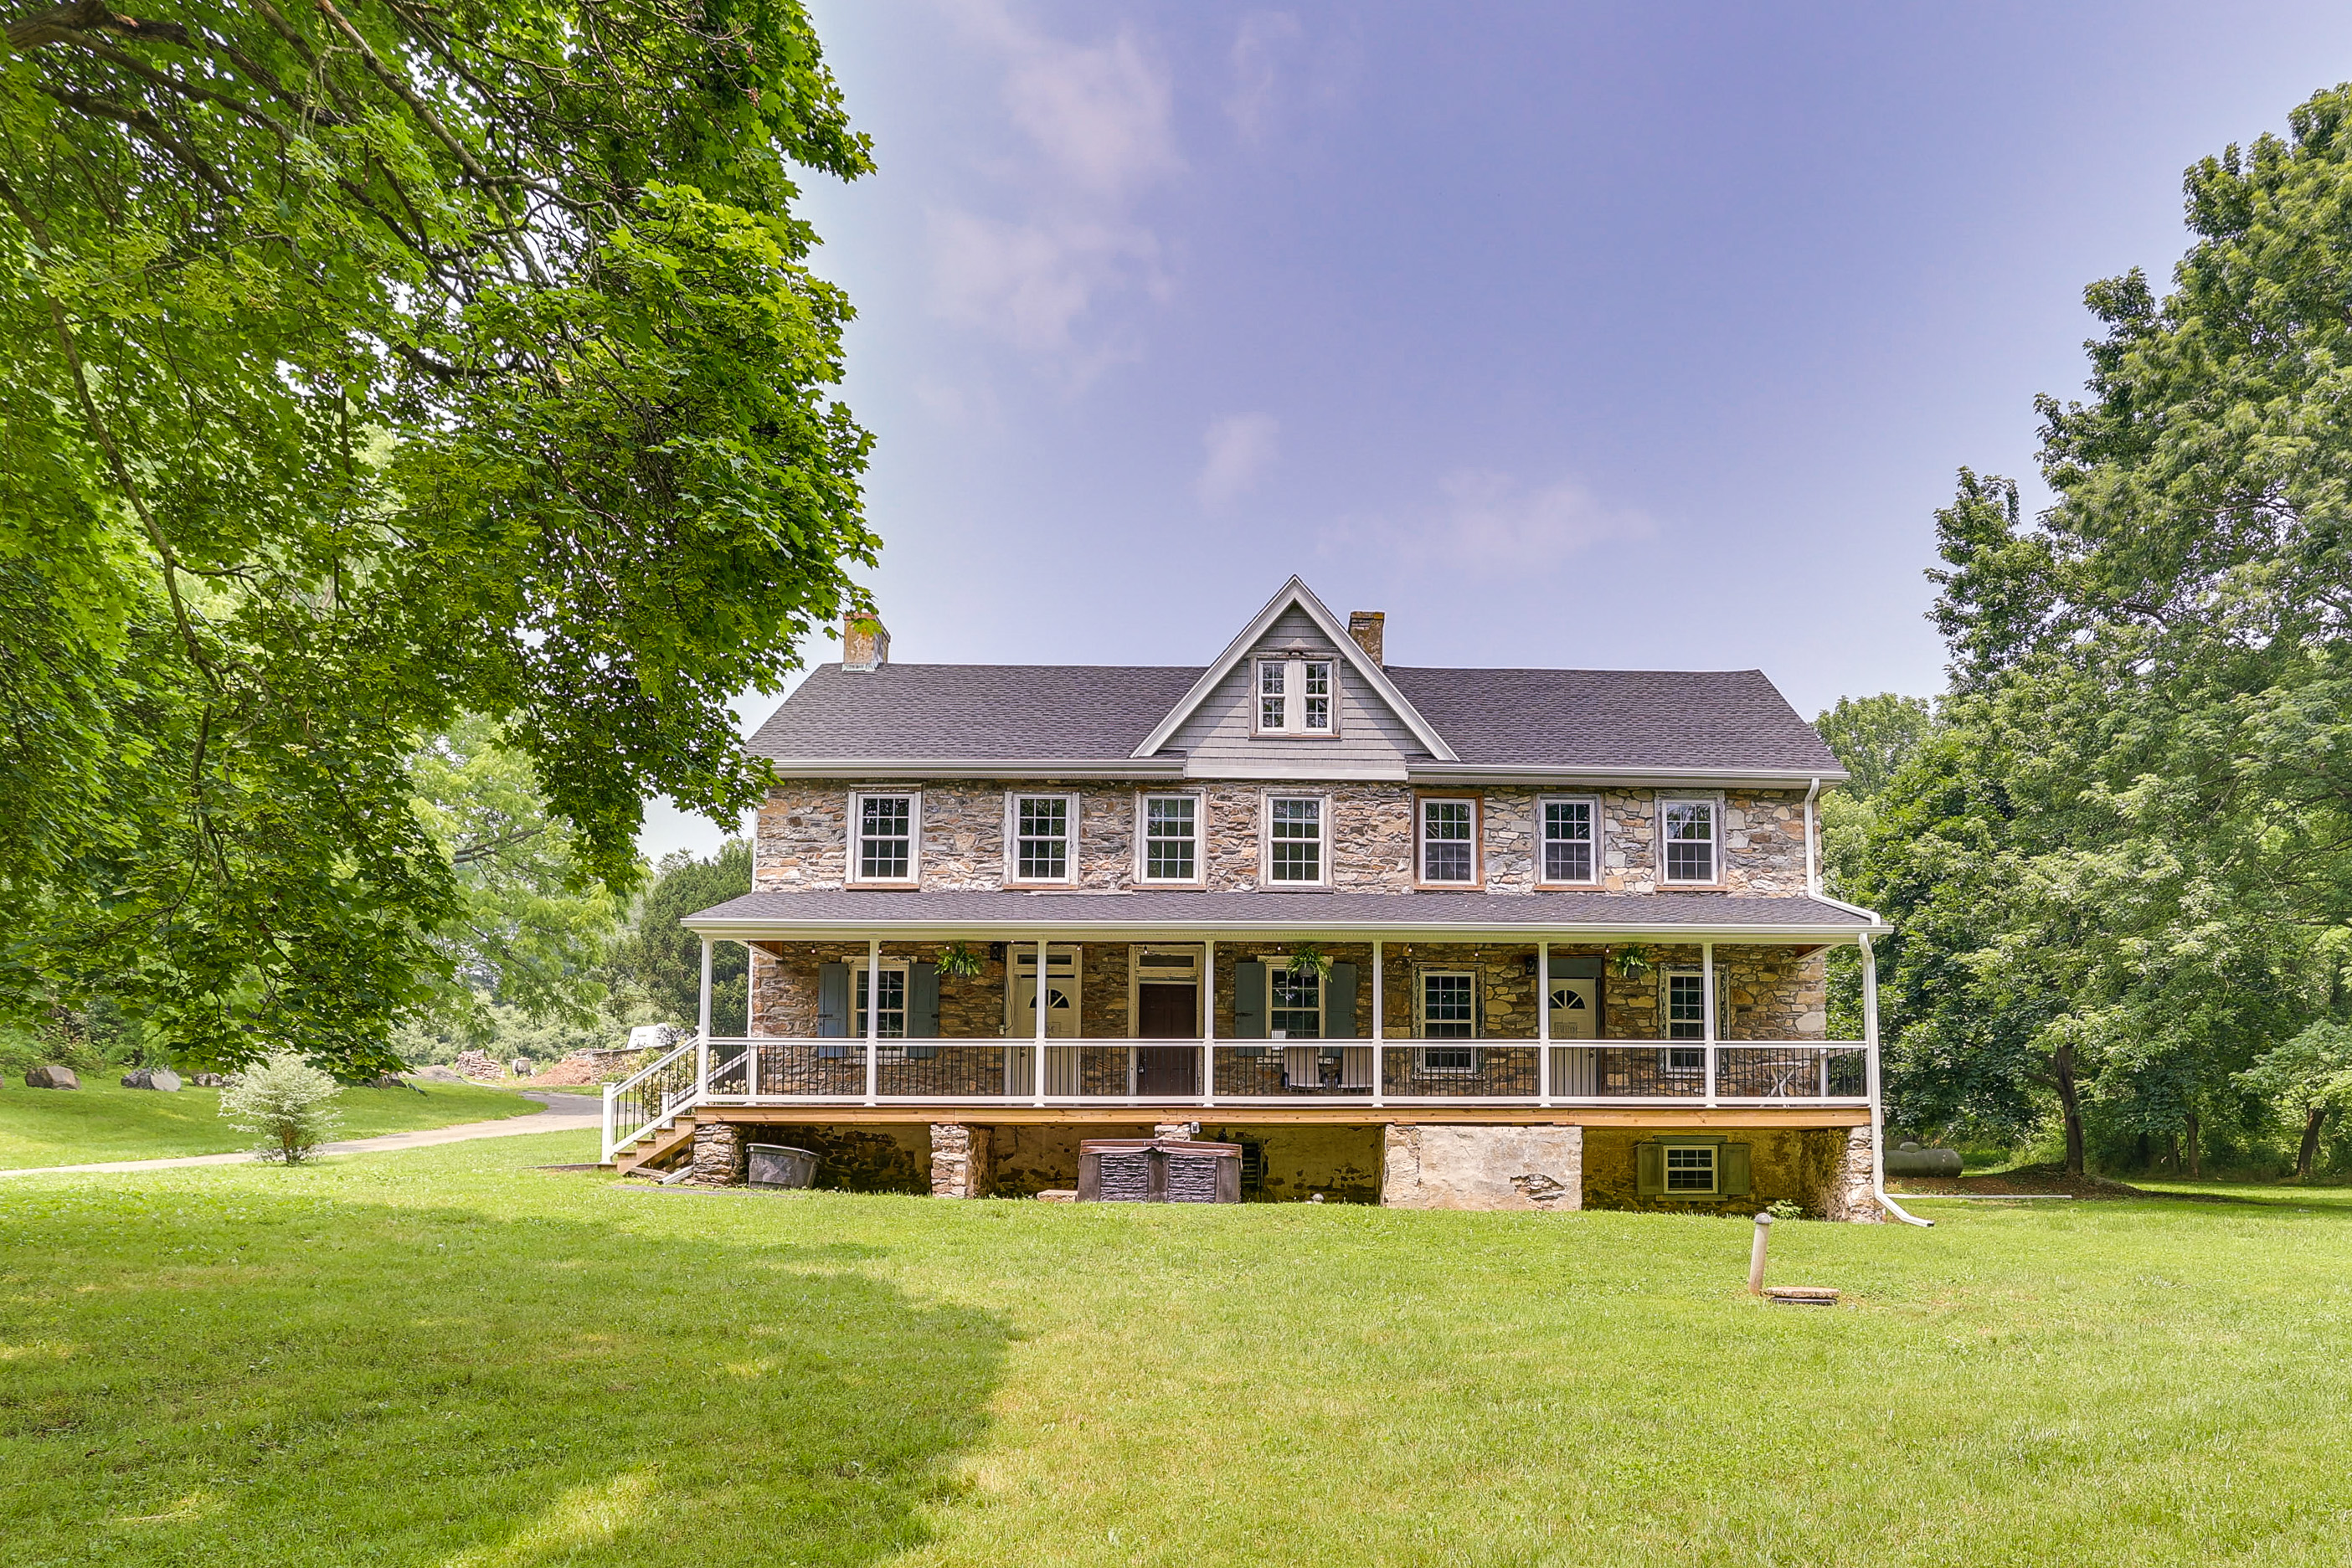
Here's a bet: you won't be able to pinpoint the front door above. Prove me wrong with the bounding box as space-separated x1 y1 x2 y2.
1132 947 1200 1095
1549 977 1598 1040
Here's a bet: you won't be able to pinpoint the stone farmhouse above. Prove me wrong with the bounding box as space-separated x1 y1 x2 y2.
606 578 1907 1218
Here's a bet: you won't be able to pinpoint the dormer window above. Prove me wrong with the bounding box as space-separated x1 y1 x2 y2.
1253 658 1336 736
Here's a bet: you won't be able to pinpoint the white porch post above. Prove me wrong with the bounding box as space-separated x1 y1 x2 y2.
1537 938 1552 1106
696 937 713 1099
743 940 758 1100
1701 938 1717 1108
1370 938 1384 1108
1862 928 1884 1167
1033 937 1048 1108
864 936 881 1107
1201 938 1217 1108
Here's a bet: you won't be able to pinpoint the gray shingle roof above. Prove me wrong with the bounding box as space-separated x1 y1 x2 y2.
747 662 1840 774
687 890 1873 933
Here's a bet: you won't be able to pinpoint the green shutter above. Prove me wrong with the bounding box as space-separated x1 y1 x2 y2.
906 962 939 1056
817 963 851 1056
1327 962 1358 1039
1722 1142 1752 1197
1233 960 1267 1040
1635 1140 1664 1196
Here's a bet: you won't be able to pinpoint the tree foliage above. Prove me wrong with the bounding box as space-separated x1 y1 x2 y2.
0 0 874 1072
219 1050 342 1163
1856 85 2352 1171
605 840 750 1029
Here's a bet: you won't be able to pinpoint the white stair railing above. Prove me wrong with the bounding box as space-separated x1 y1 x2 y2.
603 1034 704 1163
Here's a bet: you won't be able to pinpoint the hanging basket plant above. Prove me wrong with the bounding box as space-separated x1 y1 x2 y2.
1285 943 1333 982
1610 943 1655 980
935 941 987 980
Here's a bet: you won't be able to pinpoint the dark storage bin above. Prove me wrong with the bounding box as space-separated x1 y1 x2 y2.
1078 1139 1242 1203
748 1144 819 1189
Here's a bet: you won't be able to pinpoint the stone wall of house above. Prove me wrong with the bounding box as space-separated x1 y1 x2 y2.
1580 1124 1852 1216
751 782 1819 896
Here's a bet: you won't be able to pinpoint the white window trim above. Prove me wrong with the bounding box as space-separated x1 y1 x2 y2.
1415 794 1482 887
1249 655 1341 738
1656 792 1726 886
1003 790 1081 886
1660 968 1715 1061
1134 790 1207 885
1267 960 1325 1041
847 789 922 886
1127 944 1204 1036
1414 967 1480 1074
1536 794 1602 887
1259 791 1332 887
851 957 912 1050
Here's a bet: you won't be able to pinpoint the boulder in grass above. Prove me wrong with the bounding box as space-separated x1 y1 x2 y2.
412 1064 468 1083
24 1065 79 1090
147 1067 183 1092
189 1072 229 1087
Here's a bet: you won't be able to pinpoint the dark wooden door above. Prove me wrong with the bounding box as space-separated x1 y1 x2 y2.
1136 984 1198 1094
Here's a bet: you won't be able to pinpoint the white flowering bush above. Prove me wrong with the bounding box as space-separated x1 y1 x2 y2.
219 1052 343 1164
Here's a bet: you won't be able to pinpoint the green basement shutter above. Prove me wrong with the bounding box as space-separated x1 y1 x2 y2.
1233 960 1267 1039
817 962 851 1057
1722 1142 1751 1197
1326 962 1358 1038
906 962 939 1057
1635 1140 1665 1196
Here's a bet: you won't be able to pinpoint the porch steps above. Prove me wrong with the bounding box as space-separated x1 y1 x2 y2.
613 1114 699 1176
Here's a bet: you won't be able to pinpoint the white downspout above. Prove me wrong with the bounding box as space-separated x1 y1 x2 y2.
1861 932 1931 1227
1803 776 1821 897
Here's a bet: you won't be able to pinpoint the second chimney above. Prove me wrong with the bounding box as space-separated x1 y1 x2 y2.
1347 610 1386 667
842 612 890 671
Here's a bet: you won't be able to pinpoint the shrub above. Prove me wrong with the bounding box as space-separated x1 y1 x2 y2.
219 1053 343 1164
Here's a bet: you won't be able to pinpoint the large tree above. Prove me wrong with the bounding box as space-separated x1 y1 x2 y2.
0 0 875 1072
1862 87 2352 1171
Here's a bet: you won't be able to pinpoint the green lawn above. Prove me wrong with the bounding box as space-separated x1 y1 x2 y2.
3 1139 2350 1566
0 1079 538 1169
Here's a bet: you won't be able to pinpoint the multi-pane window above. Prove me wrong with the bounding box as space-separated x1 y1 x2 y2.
1013 795 1071 881
1141 794 1198 881
1253 659 1336 735
1660 798 1718 883
1419 971 1477 1072
1267 797 1324 882
1420 798 1477 883
1270 967 1321 1038
1542 799 1595 882
1666 972 1707 1040
856 794 914 882
854 964 907 1038
1664 1144 1716 1193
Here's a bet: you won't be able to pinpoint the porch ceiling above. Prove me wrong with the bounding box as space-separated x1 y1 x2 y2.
684 889 1886 943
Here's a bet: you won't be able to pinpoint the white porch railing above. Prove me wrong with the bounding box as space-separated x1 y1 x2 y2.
605 1036 1869 1158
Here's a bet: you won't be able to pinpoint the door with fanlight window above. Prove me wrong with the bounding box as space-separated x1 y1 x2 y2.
1007 946 1082 1094
1548 960 1602 1097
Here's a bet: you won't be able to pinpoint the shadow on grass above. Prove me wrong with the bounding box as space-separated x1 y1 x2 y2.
0 1173 1009 1566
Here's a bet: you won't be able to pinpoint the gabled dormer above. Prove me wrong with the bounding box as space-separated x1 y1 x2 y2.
1134 578 1457 779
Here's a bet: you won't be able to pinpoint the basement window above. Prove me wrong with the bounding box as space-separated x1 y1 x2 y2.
1664 1143 1716 1193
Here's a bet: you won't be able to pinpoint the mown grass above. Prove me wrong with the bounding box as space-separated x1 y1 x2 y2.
3 1137 2350 1566
0 1080 538 1169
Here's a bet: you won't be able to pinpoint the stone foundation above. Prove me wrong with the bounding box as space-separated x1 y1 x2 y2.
929 1123 992 1198
1823 1123 1883 1223
1380 1124 1583 1211
688 1122 745 1186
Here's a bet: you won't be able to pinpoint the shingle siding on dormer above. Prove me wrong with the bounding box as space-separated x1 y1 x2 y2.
1163 605 1428 777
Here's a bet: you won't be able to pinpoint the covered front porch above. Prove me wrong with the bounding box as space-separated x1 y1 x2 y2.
608 895 1892 1164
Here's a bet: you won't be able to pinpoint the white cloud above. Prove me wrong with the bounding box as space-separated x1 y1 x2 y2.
1196 413 1280 506
1227 13 1304 141
929 1 1181 376
1326 470 1653 568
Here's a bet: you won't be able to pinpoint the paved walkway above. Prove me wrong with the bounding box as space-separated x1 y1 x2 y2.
0 1092 605 1179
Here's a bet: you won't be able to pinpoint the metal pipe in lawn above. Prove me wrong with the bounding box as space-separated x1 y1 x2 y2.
1748 1211 1773 1296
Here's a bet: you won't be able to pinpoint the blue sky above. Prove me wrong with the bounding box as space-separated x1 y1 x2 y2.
640 0 2352 861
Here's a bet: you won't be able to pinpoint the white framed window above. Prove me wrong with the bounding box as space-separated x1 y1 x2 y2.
1664 1142 1717 1194
1418 795 1480 886
849 791 919 884
853 959 908 1040
1539 795 1598 884
1662 969 1712 1073
1659 795 1721 884
1417 969 1478 1074
1263 794 1329 884
1006 792 1078 884
1270 964 1322 1039
1137 793 1202 883
1252 657 1338 737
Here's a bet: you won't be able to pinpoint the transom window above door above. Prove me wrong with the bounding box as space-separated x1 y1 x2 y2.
1418 796 1478 884
1254 657 1336 736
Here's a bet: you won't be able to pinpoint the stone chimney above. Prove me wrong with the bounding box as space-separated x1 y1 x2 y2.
841 612 890 671
1347 610 1386 667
